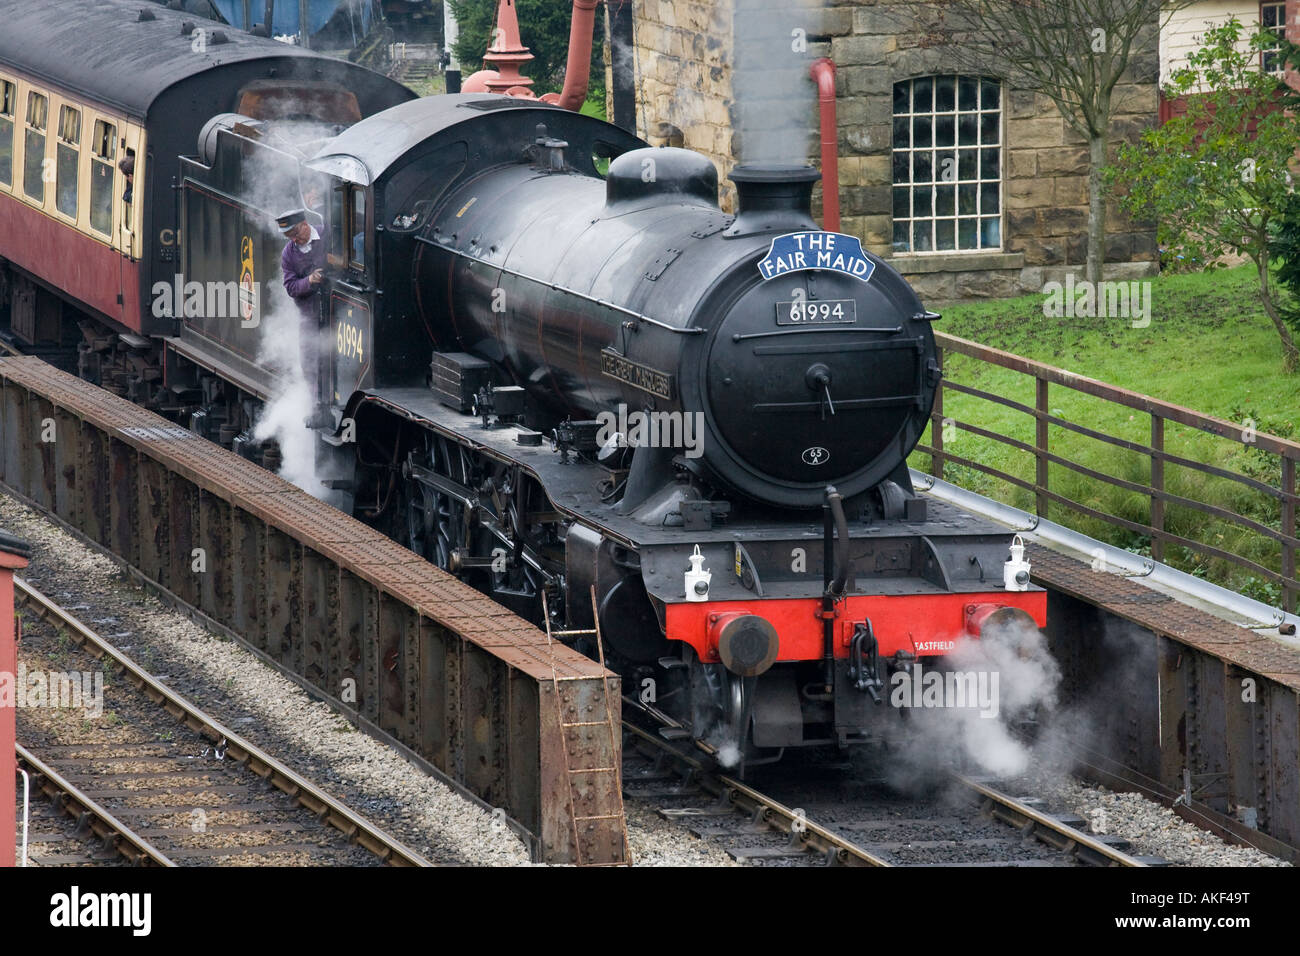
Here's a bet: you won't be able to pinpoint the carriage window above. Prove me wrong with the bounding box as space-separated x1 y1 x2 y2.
23 91 47 203
349 188 366 270
892 75 1002 252
89 119 115 235
55 104 80 218
0 79 14 187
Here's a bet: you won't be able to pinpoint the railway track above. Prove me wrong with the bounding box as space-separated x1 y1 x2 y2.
622 706 1162 867
15 743 174 866
13 577 434 867
623 721 889 866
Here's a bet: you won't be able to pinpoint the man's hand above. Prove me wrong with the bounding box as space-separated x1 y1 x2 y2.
308 269 323 286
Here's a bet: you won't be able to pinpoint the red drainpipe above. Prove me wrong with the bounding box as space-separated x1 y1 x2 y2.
809 57 840 232
544 0 602 110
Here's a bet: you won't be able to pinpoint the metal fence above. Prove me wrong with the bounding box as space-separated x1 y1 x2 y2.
915 332 1300 612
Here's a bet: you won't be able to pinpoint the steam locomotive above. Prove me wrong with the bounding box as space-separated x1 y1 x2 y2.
0 0 1046 767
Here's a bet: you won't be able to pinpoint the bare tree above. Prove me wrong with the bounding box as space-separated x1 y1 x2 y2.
925 0 1184 285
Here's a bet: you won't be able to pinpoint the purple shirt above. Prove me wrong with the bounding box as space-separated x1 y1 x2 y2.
281 229 327 319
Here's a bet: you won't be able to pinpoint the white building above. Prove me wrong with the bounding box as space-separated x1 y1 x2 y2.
1160 0 1291 117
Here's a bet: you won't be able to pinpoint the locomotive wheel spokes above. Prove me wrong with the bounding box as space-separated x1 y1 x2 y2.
433 492 461 571
486 470 563 622
403 474 431 560
428 436 469 574
400 439 433 560
683 651 771 774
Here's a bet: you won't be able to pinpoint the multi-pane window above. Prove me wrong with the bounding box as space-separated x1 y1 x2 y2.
23 91 47 203
892 75 1002 253
0 79 14 187
56 104 80 218
89 119 115 235
1262 1 1286 74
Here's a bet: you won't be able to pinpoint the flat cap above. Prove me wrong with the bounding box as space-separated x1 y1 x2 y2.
275 208 307 234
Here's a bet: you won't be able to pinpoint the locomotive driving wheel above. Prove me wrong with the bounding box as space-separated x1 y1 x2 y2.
689 654 751 771
403 477 433 559
405 435 472 574
483 472 556 621
432 436 472 573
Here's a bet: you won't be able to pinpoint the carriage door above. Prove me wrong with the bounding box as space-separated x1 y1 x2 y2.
118 128 142 261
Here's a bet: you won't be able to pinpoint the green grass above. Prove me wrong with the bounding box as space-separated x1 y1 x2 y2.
407 73 447 98
578 95 606 120
908 263 1299 605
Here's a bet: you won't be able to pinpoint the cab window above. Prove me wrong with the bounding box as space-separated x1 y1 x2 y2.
329 184 345 262
349 188 366 270
23 91 47 203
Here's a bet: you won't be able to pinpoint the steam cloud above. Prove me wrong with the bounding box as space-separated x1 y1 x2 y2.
882 616 1063 784
713 740 743 770
249 282 324 495
232 113 338 499
732 0 820 165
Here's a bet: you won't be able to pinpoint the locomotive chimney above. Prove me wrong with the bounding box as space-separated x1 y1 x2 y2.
724 164 821 238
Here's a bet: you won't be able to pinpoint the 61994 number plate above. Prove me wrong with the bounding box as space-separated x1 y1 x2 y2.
775 299 857 325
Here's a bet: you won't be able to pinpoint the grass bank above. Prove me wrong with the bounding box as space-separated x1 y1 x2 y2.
908 264 1300 605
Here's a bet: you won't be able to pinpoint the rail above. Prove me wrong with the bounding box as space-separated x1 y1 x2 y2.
16 743 176 867
623 712 1150 866
15 576 435 867
916 331 1300 612
621 720 891 866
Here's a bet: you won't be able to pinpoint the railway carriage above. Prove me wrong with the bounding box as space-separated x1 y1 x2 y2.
0 0 411 401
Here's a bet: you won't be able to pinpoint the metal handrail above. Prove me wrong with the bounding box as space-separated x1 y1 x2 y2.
922 331 1299 612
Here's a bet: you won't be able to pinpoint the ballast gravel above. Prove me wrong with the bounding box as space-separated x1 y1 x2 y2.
1011 764 1288 867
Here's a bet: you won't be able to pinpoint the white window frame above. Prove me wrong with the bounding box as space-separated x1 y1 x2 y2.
1261 1 1286 74
892 75 1003 254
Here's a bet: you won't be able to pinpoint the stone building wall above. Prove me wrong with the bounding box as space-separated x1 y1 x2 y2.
618 0 737 207
621 0 1159 300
